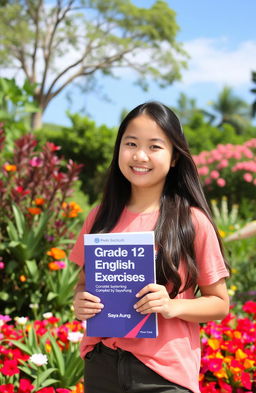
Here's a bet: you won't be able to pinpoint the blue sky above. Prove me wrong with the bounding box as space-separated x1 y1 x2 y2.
43 0 256 127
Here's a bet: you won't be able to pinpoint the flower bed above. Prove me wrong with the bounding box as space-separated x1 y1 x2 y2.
0 302 255 392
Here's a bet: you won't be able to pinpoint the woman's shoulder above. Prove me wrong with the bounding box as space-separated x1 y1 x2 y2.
190 206 212 229
85 205 100 227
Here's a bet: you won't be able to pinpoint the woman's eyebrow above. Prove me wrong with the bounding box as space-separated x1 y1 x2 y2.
123 135 166 144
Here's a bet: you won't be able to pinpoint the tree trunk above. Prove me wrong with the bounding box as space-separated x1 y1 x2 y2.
31 110 43 130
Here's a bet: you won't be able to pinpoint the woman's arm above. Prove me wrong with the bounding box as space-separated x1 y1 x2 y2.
73 270 104 320
134 278 229 323
225 221 256 242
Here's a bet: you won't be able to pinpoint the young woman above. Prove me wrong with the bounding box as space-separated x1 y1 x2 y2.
70 101 230 393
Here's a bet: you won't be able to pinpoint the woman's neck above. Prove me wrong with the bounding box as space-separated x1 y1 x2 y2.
127 187 162 213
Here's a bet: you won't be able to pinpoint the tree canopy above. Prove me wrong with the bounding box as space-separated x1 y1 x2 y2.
0 0 187 129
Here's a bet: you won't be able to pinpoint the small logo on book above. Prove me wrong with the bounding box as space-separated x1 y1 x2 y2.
94 238 100 243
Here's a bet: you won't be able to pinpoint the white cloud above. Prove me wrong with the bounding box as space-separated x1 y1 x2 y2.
181 38 256 86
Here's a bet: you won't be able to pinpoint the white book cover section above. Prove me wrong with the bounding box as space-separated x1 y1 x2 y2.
84 231 158 338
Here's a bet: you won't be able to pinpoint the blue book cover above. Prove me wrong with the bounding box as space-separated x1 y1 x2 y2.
84 231 158 338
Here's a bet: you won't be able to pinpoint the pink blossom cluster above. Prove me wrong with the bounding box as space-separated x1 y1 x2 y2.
193 139 256 188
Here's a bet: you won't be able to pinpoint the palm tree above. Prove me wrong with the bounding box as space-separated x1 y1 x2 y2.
251 71 256 118
210 86 251 134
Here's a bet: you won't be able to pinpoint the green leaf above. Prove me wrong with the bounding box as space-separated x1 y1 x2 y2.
27 327 39 351
12 204 26 237
8 339 33 355
47 333 65 376
25 259 38 276
39 378 60 388
37 367 58 386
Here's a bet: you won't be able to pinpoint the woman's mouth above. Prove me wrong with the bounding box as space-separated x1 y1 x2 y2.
131 166 151 173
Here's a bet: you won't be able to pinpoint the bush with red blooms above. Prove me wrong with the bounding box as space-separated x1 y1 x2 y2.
0 302 255 392
200 301 256 392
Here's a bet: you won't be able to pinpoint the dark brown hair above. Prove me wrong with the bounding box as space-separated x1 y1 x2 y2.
90 101 230 297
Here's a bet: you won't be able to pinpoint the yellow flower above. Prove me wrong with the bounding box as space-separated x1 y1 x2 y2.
231 268 238 274
208 338 220 350
235 348 247 361
19 275 27 282
233 330 241 339
214 369 228 379
218 229 226 238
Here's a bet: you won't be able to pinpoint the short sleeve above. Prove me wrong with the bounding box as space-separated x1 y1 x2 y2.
192 208 229 286
69 206 99 266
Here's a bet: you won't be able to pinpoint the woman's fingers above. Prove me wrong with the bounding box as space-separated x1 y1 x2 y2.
74 291 104 320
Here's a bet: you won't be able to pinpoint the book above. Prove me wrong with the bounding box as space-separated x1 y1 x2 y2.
84 231 158 338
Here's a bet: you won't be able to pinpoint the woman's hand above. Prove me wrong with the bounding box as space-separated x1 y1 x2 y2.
134 283 177 319
74 291 104 321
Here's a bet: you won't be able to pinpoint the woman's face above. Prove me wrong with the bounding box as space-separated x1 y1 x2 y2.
118 114 175 193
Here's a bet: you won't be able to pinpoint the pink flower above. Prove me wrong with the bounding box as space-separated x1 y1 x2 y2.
0 261 4 269
55 261 66 269
205 177 212 185
29 157 43 167
210 170 220 179
217 178 226 187
243 173 253 182
198 166 209 176
217 159 229 169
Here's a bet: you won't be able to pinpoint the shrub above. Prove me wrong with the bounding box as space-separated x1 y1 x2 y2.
193 139 256 216
0 125 83 320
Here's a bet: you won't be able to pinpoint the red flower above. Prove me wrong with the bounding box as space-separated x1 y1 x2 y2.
242 300 256 314
241 371 252 390
0 384 14 393
0 359 20 376
46 142 61 152
18 379 34 393
56 389 70 393
37 388 55 393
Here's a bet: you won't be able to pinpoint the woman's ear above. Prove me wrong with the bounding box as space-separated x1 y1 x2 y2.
171 151 179 167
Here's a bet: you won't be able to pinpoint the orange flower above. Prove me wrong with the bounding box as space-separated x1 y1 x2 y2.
4 163 17 172
244 359 255 369
71 383 83 393
28 207 42 215
47 247 66 259
62 201 82 218
19 275 27 282
34 198 45 206
48 262 60 271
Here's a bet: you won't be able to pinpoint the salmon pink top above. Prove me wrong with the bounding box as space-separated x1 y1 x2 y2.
69 206 229 393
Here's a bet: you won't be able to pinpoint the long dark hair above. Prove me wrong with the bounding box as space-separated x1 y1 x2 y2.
90 101 230 297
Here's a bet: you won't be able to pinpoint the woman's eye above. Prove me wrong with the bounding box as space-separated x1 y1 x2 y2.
126 142 136 147
150 145 162 150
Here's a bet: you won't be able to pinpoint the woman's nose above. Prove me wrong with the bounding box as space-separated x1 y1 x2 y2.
133 149 149 161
